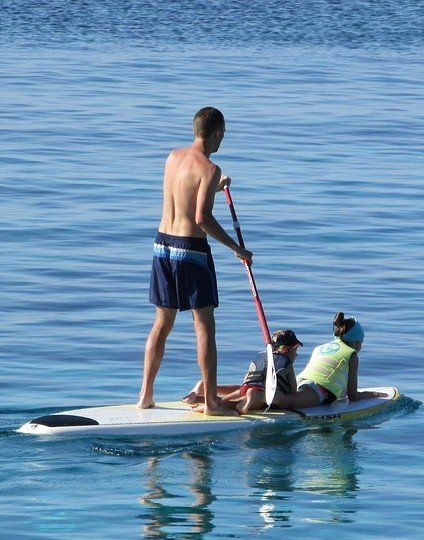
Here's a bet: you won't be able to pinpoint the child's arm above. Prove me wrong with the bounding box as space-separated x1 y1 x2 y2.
347 354 387 400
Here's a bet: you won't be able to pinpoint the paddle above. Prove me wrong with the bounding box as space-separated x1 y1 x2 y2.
223 186 277 407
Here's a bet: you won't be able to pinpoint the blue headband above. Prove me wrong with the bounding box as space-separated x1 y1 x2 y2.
342 319 364 342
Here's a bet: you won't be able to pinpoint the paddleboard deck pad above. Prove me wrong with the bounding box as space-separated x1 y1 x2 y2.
18 387 399 437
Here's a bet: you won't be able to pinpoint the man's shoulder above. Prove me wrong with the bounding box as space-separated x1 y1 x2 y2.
168 147 219 177
166 147 186 162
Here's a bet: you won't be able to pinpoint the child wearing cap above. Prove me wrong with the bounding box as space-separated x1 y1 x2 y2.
273 312 387 410
182 328 302 414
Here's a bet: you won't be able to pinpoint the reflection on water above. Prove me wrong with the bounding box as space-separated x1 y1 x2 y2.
245 426 360 531
137 426 361 537
139 452 214 538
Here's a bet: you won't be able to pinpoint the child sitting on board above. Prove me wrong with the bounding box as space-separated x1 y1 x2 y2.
273 312 387 410
183 329 302 414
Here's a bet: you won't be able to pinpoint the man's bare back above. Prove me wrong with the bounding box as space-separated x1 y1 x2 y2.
159 144 217 238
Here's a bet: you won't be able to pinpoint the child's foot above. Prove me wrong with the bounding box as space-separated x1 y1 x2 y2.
182 391 199 404
236 388 265 414
236 397 250 414
182 381 203 404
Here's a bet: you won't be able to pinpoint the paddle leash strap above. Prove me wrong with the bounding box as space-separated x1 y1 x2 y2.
223 186 277 406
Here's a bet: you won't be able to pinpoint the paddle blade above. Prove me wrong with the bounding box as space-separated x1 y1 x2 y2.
265 343 277 406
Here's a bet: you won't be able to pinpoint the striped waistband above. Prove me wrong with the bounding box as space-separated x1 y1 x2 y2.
153 243 208 266
153 232 210 266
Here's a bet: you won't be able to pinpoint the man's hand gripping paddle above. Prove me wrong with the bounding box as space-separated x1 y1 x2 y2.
223 186 277 407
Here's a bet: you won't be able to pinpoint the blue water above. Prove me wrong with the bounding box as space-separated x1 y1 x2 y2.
1 1 423 537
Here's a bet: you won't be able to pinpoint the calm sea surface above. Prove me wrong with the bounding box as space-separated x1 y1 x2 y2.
1 1 423 538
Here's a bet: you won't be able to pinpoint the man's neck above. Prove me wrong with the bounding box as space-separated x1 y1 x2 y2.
192 137 212 157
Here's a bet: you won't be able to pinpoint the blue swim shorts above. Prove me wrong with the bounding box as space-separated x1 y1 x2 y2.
149 232 219 311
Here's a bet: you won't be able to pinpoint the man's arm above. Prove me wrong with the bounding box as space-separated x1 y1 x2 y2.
196 166 253 263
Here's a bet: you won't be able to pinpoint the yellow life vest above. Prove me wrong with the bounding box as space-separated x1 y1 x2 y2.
297 338 355 399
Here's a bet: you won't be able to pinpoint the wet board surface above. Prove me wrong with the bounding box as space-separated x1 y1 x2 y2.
18 387 399 437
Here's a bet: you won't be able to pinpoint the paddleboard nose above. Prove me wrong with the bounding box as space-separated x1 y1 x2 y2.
17 422 50 435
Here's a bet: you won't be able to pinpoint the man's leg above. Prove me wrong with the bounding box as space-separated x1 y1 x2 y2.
137 307 177 408
191 306 236 415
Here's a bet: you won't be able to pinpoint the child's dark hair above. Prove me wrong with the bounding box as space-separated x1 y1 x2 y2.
333 312 356 337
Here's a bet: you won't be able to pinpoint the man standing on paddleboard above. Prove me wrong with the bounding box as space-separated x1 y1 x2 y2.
137 107 253 415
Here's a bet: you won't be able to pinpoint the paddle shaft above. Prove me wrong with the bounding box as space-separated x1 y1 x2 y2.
224 186 272 346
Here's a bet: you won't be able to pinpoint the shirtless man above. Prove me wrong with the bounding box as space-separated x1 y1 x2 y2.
137 107 253 415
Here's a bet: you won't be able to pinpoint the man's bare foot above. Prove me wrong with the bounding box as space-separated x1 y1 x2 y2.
192 399 239 416
137 396 155 409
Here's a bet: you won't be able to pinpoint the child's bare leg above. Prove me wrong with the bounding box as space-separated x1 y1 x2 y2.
237 389 265 415
273 386 320 409
183 383 240 404
222 388 243 401
217 385 241 397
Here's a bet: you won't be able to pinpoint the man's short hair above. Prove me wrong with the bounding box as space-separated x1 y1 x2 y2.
193 107 225 139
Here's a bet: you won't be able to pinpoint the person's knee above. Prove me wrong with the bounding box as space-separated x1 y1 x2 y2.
152 318 174 340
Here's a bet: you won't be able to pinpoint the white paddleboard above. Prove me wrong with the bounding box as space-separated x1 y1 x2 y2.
18 387 399 437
